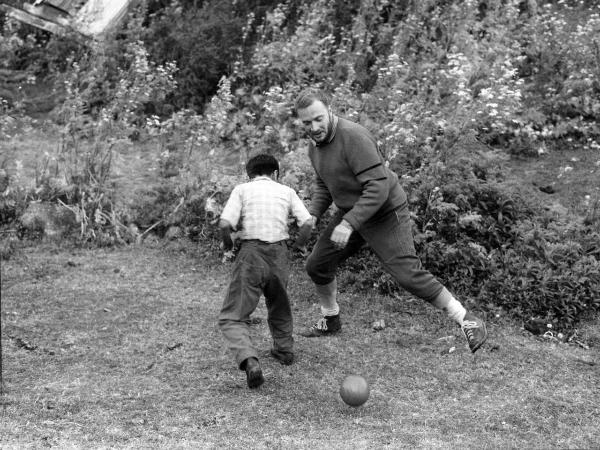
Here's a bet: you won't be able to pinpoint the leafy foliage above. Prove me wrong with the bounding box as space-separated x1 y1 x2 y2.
2 0 600 328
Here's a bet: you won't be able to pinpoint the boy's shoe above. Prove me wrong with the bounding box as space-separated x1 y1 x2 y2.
461 312 488 353
299 314 341 337
242 357 264 388
270 349 294 365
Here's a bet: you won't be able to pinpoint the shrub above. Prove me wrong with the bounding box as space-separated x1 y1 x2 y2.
482 219 600 329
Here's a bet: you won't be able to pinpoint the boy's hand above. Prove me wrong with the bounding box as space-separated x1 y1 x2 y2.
222 249 235 263
218 219 234 251
293 216 316 251
293 245 310 258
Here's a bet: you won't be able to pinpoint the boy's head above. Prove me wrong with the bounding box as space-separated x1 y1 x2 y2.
246 153 279 179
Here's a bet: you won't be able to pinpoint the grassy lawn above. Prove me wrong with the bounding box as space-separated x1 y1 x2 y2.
1 240 598 449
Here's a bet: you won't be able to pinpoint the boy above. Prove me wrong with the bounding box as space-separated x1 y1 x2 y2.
218 154 312 388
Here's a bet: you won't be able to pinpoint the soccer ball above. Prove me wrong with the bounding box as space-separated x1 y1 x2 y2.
339 374 370 407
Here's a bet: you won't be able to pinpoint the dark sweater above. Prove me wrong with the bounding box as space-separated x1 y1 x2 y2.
308 116 407 230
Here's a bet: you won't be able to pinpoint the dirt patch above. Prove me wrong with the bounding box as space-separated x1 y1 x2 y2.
502 145 600 217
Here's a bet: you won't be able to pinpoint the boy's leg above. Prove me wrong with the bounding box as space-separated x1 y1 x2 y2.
361 204 488 353
218 244 266 369
263 243 294 361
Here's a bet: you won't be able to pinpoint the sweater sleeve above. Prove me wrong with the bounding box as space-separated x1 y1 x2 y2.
308 173 333 219
342 131 389 230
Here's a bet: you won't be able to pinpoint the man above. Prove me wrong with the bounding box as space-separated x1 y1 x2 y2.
218 154 312 388
294 89 487 353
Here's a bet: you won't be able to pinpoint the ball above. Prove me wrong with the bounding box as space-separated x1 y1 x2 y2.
339 374 370 407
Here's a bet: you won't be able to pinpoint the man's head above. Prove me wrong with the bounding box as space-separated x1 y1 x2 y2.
246 153 279 179
295 89 334 144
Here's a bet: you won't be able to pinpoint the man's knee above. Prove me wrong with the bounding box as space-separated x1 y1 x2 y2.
386 257 442 301
305 254 318 279
305 255 333 285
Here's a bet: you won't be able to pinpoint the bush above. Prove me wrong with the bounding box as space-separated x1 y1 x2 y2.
4 0 600 330
482 219 600 329
337 142 600 330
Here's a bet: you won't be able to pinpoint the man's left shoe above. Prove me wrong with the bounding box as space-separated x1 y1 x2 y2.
270 349 294 365
299 314 341 337
461 312 488 353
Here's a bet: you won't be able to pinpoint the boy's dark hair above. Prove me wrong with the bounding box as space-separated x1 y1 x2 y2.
246 154 279 178
294 89 331 113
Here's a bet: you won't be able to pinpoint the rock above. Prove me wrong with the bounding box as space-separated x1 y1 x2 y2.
19 201 77 238
538 184 555 194
524 318 551 335
544 202 569 217
164 225 182 240
126 223 140 243
0 168 9 192
372 319 385 331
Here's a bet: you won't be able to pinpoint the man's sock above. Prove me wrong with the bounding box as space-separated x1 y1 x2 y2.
316 278 339 317
431 287 467 325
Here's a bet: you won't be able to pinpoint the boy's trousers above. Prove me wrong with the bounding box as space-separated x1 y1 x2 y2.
219 240 293 369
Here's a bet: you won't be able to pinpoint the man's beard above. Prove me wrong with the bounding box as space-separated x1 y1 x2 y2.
313 112 334 145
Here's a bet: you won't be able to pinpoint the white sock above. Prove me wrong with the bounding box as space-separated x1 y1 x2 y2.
320 305 340 317
316 279 339 317
432 287 466 325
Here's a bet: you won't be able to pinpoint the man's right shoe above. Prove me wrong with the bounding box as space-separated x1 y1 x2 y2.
299 314 341 337
242 357 264 388
461 312 488 353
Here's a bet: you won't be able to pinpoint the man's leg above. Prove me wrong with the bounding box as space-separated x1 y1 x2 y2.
301 212 364 337
218 243 266 386
361 205 488 353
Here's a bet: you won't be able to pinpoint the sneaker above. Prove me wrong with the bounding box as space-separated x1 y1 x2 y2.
461 312 488 353
270 349 294 365
242 357 264 388
299 314 341 337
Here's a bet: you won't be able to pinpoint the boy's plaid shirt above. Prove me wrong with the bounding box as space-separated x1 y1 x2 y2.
220 176 311 243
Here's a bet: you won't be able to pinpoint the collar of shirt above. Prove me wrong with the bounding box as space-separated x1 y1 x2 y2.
251 175 272 182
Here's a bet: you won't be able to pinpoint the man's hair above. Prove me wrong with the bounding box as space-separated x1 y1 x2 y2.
246 153 279 178
294 88 331 113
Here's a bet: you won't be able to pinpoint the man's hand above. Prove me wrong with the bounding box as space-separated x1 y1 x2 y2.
330 219 353 249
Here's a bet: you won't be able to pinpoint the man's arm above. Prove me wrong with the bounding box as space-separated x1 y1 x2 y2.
342 131 390 230
308 173 333 220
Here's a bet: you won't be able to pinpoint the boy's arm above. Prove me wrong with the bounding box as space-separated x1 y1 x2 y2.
219 185 242 253
289 189 315 250
218 219 235 251
293 217 314 250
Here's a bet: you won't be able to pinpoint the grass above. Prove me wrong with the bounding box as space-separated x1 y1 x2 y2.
1 240 599 449
1 120 599 448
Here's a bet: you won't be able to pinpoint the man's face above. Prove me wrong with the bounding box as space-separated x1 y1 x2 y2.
297 100 331 144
